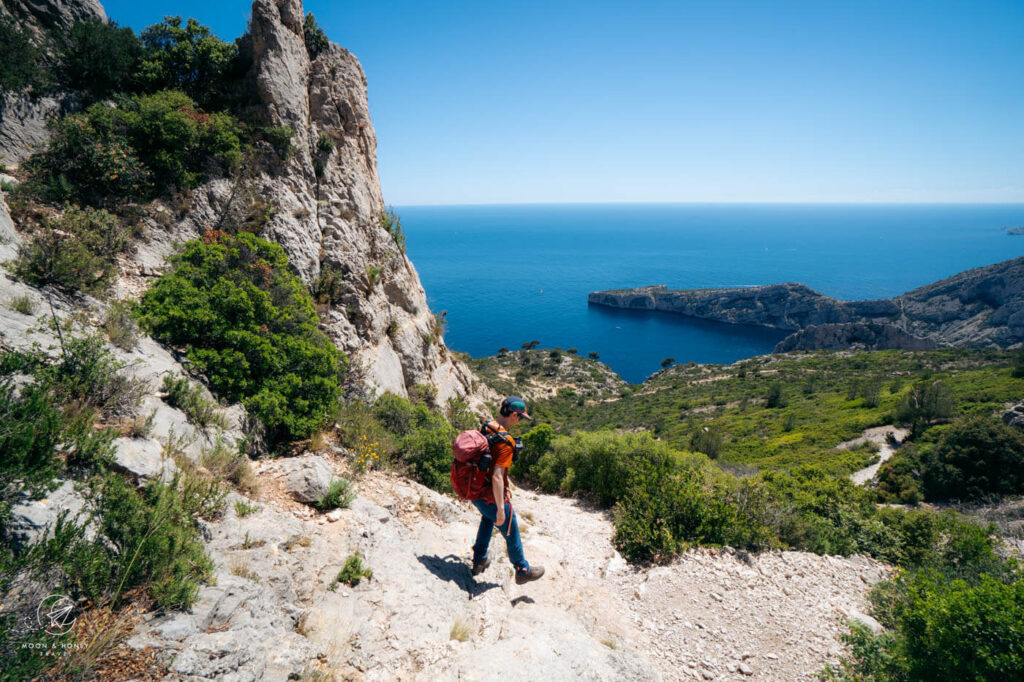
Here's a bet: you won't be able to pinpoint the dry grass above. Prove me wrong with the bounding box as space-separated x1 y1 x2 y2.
284 535 312 551
228 556 260 582
450 618 473 642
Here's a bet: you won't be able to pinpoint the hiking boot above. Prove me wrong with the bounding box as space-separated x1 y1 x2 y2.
471 557 491 576
514 565 545 585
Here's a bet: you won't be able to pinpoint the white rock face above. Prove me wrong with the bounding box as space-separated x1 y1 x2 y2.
0 0 106 166
241 0 483 410
0 191 19 261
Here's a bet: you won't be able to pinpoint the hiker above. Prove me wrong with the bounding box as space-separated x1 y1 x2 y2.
470 396 545 585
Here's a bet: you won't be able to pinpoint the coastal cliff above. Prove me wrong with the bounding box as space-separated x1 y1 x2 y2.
589 255 1024 351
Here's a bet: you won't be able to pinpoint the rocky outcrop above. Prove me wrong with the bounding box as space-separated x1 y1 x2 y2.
135 0 481 408
0 0 103 166
775 322 939 353
0 0 104 33
590 256 1024 351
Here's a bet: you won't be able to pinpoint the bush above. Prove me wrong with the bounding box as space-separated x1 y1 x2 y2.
402 422 456 493
0 372 113 503
23 90 244 205
315 478 355 511
138 17 239 108
0 16 50 93
161 374 227 429
137 232 345 445
765 383 787 408
921 415 1024 501
828 570 1024 681
690 424 724 459
333 551 372 588
86 471 220 608
22 113 153 205
62 19 143 100
34 334 145 419
12 206 130 294
102 300 140 351
896 379 954 437
533 430 706 507
303 13 330 60
380 207 406 252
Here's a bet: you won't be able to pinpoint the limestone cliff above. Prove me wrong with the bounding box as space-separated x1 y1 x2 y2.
0 0 105 165
589 255 1024 351
238 0 480 406
0 0 483 407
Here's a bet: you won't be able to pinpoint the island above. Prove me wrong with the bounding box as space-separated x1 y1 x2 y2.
588 256 1024 352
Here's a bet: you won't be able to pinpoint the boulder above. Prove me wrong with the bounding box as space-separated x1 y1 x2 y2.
283 455 336 503
111 437 178 482
5 480 93 550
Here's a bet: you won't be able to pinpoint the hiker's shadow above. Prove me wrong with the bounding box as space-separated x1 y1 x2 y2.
417 554 500 597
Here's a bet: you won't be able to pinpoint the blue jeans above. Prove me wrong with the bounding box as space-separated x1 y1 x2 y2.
472 499 529 573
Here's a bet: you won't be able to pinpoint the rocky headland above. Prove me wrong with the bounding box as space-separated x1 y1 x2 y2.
589 255 1024 352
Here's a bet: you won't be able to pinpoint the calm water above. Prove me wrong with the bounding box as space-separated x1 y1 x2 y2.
399 204 1024 383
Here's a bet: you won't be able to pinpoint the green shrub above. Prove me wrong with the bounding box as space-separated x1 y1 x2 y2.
137 232 345 445
102 300 140 351
23 90 244 205
402 422 456 493
0 374 113 502
613 456 774 562
533 430 705 507
201 439 256 492
234 499 260 517
88 471 221 608
380 207 406 252
303 12 330 60
896 379 954 437
828 571 1024 681
373 393 416 436
9 294 36 316
921 415 1024 501
261 125 295 160
62 19 143 99
333 552 372 589
315 478 355 511
12 206 130 294
138 17 239 108
0 16 50 93
690 424 724 459
35 334 145 419
765 382 787 408
874 450 923 504
161 374 227 429
22 113 153 205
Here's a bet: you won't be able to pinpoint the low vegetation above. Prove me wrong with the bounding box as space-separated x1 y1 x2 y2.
137 232 345 446
0 343 222 679
332 552 373 588
11 206 130 295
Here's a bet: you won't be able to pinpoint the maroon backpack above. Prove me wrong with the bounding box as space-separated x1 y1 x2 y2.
450 423 511 500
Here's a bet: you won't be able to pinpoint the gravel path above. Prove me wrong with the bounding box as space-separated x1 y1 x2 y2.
845 426 910 486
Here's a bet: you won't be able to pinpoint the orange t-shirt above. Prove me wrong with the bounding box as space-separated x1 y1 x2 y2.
483 422 515 504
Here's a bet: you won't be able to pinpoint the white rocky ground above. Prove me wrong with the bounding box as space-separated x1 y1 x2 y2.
119 451 889 682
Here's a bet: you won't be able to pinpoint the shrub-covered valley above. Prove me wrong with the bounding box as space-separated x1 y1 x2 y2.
2 1 1023 680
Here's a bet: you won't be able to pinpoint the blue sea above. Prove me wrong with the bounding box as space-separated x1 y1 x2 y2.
399 204 1024 383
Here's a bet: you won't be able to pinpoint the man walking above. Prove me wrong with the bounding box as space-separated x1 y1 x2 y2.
471 396 545 585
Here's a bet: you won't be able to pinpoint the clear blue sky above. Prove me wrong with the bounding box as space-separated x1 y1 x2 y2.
101 0 1024 205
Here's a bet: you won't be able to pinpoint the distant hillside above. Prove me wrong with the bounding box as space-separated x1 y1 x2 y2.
589 255 1024 351
466 348 627 403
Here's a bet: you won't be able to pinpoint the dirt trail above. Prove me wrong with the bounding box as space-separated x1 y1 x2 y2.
844 426 909 486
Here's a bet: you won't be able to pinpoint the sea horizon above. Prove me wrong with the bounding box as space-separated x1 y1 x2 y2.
399 202 1024 383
